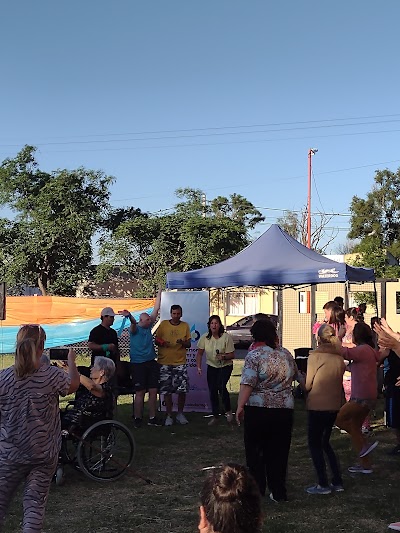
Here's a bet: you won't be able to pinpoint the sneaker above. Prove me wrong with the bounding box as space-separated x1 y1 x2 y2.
348 465 373 474
226 412 234 423
133 418 142 429
164 415 174 427
388 445 400 456
269 492 287 503
208 417 218 426
359 441 378 458
306 485 331 495
388 522 400 531
176 412 189 425
147 417 163 427
330 483 345 492
362 426 374 437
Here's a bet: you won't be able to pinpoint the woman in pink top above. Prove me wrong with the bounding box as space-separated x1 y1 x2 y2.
335 322 380 474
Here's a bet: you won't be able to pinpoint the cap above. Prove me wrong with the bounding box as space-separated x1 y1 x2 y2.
101 307 116 317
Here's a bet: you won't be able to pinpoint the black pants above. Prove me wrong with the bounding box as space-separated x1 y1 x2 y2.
207 365 233 417
244 406 293 501
308 410 342 487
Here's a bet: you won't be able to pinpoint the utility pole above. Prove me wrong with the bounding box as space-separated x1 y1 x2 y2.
201 193 207 218
307 148 318 248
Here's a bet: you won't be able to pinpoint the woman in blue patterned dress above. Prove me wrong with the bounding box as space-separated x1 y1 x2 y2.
236 319 303 502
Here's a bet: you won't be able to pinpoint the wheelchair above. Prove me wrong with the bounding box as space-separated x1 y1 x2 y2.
56 386 135 485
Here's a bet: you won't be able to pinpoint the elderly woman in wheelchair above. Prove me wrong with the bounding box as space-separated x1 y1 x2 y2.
56 357 134 485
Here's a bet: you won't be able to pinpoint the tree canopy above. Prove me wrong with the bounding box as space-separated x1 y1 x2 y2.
347 168 400 278
0 146 114 295
98 188 263 296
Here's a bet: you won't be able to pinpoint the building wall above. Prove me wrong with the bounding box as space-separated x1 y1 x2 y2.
385 281 400 332
209 288 275 326
281 288 312 353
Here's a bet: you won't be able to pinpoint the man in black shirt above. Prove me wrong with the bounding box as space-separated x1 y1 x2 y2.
88 307 120 367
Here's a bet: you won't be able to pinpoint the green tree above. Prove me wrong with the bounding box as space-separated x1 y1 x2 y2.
348 168 400 276
98 189 257 296
0 146 113 295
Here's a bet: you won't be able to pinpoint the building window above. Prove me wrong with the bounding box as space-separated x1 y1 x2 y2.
227 292 258 316
396 292 400 314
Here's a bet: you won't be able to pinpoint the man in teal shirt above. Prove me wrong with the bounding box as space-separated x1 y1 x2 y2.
120 289 161 428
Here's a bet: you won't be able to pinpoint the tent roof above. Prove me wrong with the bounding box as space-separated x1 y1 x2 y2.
166 224 375 289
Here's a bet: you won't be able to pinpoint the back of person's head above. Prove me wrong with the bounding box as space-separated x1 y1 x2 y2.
15 325 46 379
345 306 365 322
353 322 374 348
331 306 345 326
199 464 262 533
250 319 278 348
317 324 339 346
334 296 344 308
253 313 271 322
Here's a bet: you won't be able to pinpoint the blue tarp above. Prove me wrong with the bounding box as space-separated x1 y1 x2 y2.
0 308 154 354
166 225 375 289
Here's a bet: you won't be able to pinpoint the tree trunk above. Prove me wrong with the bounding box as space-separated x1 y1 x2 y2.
38 277 47 296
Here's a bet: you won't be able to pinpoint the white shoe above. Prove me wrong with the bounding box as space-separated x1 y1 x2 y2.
176 412 189 425
165 415 174 426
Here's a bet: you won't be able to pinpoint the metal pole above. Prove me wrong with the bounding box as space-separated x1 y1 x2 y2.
307 148 318 249
307 150 312 248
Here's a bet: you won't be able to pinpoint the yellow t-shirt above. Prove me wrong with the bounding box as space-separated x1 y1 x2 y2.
197 332 235 368
156 320 191 365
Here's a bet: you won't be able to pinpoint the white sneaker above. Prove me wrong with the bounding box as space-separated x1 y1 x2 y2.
176 412 189 425
165 415 174 426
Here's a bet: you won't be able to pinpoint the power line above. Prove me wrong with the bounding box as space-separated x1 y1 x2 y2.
24 126 400 154
2 112 400 143
111 157 400 204
3 118 400 149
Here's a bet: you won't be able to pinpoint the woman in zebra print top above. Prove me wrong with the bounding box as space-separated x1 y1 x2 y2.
0 325 80 532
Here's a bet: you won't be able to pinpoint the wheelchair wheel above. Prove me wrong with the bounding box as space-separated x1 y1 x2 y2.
76 420 135 482
55 466 65 486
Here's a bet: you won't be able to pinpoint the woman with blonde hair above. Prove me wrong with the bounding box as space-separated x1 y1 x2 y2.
305 324 346 495
0 325 80 532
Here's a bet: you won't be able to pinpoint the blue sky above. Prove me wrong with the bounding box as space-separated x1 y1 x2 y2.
1 1 400 251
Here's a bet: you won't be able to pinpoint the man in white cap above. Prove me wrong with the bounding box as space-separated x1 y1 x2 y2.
88 307 120 367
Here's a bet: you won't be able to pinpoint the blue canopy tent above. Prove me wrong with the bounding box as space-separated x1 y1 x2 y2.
166 224 375 289
166 225 375 348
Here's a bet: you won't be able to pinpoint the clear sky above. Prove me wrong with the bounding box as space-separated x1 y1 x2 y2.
1 0 400 251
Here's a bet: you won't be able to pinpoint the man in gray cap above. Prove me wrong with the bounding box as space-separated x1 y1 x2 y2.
88 307 120 367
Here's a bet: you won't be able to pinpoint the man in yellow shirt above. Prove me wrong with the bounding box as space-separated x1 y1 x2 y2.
156 305 191 426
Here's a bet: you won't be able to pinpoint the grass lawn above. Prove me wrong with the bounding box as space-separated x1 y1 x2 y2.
1 357 399 533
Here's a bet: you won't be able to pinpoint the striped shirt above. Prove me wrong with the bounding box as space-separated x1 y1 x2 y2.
0 362 70 463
